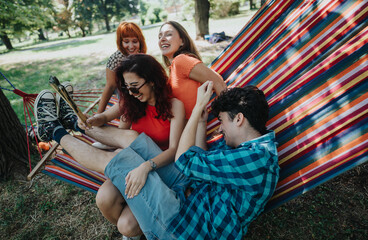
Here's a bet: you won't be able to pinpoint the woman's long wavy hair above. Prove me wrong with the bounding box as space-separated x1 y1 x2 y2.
160 21 201 67
115 54 173 123
116 22 147 55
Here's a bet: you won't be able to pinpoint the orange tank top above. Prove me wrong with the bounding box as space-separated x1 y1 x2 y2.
169 54 201 119
131 105 170 150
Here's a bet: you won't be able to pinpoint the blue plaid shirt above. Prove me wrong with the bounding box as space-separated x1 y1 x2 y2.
169 131 279 239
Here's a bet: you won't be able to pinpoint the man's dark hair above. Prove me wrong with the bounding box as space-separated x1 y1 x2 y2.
211 86 269 135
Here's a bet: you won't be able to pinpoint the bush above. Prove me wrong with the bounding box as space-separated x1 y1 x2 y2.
211 0 240 18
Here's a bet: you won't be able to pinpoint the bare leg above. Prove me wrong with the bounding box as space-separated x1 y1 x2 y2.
96 180 142 236
117 205 143 237
96 180 125 224
85 126 139 149
60 134 116 173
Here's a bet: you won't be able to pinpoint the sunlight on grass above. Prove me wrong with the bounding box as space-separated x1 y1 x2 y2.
1 55 107 121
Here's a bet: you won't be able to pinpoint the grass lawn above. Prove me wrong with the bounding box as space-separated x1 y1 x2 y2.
1 11 368 240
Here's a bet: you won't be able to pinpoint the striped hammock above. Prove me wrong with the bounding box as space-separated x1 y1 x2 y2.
209 0 368 210
40 0 367 211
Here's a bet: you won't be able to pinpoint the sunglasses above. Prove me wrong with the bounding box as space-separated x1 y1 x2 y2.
123 81 147 94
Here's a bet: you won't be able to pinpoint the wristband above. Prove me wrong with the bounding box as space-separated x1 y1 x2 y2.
148 159 157 171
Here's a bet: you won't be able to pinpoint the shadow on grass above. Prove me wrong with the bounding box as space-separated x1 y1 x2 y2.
0 30 114 54
23 39 102 52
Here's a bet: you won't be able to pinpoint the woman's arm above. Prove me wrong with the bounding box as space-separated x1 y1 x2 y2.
189 63 226 95
97 68 117 113
125 98 186 198
87 104 122 127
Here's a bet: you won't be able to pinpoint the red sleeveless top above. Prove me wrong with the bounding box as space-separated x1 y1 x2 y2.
131 105 170 150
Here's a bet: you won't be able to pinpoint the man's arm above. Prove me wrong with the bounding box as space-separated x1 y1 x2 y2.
195 111 208 150
175 81 213 160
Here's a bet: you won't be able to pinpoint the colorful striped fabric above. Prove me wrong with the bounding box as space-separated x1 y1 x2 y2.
208 0 368 210
43 153 107 193
42 134 108 193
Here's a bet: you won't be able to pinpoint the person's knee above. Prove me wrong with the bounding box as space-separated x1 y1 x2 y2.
96 180 122 211
117 214 140 237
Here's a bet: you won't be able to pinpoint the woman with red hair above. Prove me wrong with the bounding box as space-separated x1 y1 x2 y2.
97 22 147 114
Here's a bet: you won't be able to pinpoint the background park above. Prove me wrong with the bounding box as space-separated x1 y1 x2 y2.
1 0 367 239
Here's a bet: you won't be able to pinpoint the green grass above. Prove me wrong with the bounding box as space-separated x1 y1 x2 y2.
1 56 107 120
1 162 367 239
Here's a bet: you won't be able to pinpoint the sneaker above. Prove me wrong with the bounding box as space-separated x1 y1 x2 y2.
34 90 60 142
56 82 78 130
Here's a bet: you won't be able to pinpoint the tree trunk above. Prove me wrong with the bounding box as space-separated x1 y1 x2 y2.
38 29 47 41
0 89 28 180
0 33 14 50
66 29 71 38
194 0 210 40
80 27 86 37
250 0 256 9
104 15 111 32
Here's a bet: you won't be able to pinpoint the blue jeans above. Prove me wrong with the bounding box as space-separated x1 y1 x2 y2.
105 133 189 240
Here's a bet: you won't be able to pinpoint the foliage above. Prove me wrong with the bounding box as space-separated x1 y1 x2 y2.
54 1 74 38
73 0 95 37
146 5 164 24
210 0 240 18
139 1 149 25
94 0 138 31
0 0 55 49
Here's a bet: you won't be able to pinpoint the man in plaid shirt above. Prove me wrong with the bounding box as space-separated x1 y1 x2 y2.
166 81 280 239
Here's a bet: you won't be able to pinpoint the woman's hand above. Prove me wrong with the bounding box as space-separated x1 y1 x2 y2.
125 161 151 199
85 113 107 127
77 113 91 130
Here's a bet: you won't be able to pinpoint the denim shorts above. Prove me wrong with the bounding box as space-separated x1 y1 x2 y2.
105 133 189 240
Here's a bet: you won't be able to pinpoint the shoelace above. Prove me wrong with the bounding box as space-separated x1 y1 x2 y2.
39 101 58 121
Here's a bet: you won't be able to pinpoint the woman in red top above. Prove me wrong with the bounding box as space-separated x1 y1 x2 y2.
158 21 227 119
83 54 185 238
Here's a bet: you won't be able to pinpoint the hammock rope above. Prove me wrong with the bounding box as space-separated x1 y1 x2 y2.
1 71 44 172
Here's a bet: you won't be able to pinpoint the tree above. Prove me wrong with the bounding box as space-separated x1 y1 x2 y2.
54 0 74 38
0 1 25 50
139 1 149 25
73 0 95 37
0 89 28 180
0 0 54 50
194 0 210 39
94 0 138 32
